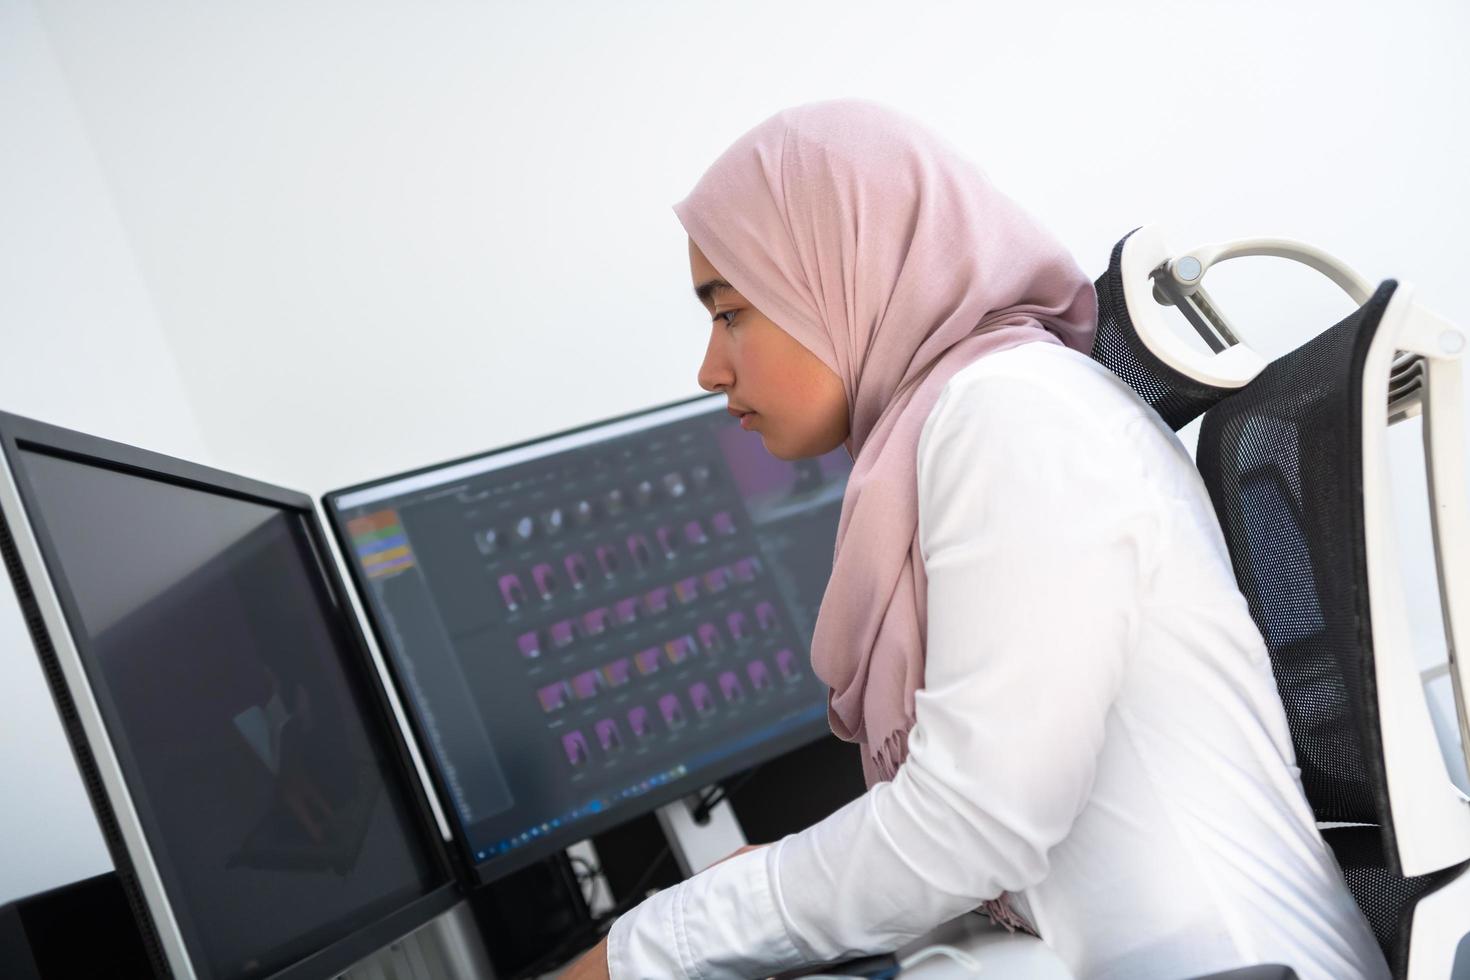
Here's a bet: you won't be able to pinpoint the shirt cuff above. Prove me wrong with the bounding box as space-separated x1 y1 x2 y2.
606 844 807 980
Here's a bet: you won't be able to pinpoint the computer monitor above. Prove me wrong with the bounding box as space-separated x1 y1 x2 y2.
0 412 459 980
324 393 853 883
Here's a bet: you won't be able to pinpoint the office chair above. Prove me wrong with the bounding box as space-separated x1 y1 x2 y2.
1089 225 1470 979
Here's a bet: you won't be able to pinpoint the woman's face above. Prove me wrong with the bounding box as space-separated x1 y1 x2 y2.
689 237 849 460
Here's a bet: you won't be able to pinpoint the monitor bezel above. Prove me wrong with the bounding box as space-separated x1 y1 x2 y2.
323 390 836 887
0 410 462 980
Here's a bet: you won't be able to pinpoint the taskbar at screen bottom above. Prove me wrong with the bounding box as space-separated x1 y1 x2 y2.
467 703 832 874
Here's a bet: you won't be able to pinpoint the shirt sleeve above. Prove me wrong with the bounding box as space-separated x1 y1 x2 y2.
606 372 1162 980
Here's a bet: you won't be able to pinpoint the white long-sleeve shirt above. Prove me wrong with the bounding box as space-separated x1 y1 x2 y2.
606 341 1389 980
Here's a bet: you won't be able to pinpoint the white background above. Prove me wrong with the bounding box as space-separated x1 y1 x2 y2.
2 0 1467 910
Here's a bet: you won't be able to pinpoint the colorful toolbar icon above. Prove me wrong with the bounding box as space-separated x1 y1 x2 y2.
564 553 590 590
549 619 577 649
532 563 559 601
718 671 746 704
746 659 772 691
499 573 527 612
595 718 623 752
571 670 600 700
658 693 686 729
537 681 571 713
581 607 610 636
518 630 542 659
689 682 715 715
643 586 671 615
614 597 640 626
602 658 631 688
562 730 591 766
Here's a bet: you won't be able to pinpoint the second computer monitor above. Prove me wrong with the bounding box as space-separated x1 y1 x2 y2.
325 393 852 882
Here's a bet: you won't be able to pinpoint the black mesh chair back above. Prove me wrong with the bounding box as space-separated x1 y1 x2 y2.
1190 281 1467 977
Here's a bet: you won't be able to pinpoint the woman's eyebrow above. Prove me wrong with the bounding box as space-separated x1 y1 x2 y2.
693 278 735 306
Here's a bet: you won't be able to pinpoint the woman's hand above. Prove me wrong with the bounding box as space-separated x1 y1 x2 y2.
561 935 611 980
559 844 766 979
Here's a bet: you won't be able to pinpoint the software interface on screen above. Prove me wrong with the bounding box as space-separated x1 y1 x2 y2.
329 398 853 864
14 449 446 980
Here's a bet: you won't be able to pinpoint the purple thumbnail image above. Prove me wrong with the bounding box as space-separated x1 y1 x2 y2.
689 682 715 715
711 511 736 536
726 611 749 641
643 586 670 615
564 553 590 589
655 526 678 559
755 601 777 631
562 730 592 766
673 577 699 604
697 622 723 652
602 658 631 688
702 568 729 593
549 619 578 649
775 648 800 681
627 533 653 570
614 597 640 625
596 545 620 578
718 671 746 704
537 681 571 713
532 563 558 601
594 718 623 752
683 520 708 546
498 573 527 612
746 659 772 692
732 557 761 583
517 630 542 659
664 635 694 665
634 647 662 675
571 670 601 700
627 706 652 738
581 607 610 636
658 693 686 729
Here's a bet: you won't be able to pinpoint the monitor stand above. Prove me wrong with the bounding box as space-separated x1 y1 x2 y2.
656 787 748 877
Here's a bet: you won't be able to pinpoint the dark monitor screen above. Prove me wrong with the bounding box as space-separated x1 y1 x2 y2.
0 423 455 980
325 394 852 880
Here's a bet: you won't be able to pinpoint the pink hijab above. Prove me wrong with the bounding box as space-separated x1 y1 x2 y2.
674 99 1097 926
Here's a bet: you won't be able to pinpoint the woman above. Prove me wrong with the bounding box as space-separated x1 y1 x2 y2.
567 99 1387 980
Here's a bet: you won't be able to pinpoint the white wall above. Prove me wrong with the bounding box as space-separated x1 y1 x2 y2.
0 0 209 904
29 0 1467 495
5 0 1469 908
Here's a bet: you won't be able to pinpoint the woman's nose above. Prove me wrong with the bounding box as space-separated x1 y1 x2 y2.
697 329 733 393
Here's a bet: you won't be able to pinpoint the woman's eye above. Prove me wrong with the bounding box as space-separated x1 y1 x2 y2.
716 310 739 329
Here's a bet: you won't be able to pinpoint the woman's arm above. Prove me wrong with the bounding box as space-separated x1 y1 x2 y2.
606 373 1159 979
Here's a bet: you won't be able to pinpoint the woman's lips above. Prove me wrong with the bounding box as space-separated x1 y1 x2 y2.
739 412 756 430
